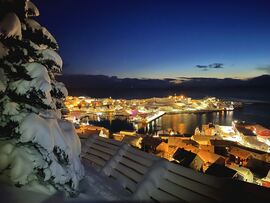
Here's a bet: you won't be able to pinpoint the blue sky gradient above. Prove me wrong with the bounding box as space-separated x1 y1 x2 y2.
38 0 270 79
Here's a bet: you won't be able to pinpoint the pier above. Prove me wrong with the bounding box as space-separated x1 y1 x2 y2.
145 111 165 123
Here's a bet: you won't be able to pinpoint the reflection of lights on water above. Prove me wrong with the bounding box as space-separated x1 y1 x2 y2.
201 114 206 124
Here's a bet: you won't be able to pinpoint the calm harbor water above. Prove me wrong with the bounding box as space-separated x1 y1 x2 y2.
151 102 270 134
89 102 270 134
83 89 270 134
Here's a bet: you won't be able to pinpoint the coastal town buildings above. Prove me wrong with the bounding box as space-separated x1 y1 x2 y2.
65 96 269 188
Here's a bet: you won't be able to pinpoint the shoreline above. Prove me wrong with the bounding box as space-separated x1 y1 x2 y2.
165 109 230 114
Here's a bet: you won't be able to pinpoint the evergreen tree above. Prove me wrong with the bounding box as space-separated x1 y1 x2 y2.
0 0 84 196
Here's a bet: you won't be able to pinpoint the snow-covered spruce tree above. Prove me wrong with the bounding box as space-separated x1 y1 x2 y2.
0 0 84 196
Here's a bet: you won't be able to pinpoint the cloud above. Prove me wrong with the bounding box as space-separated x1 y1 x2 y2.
195 63 224 71
256 65 270 74
209 63 224 69
196 65 208 69
163 78 176 81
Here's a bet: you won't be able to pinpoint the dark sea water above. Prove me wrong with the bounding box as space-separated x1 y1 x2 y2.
83 89 270 134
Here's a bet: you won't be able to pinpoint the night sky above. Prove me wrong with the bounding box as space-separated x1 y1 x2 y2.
37 0 270 79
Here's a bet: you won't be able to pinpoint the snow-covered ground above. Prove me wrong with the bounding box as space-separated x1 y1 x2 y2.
74 160 130 202
0 161 130 203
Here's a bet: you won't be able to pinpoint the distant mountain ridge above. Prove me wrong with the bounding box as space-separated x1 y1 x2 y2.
57 74 171 89
57 74 270 90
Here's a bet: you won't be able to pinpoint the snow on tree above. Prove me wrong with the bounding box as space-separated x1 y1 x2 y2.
0 12 22 39
0 0 84 196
